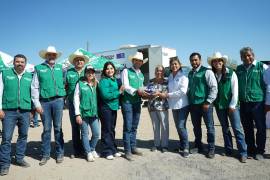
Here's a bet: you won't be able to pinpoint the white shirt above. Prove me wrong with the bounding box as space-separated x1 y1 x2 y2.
167 70 189 109
215 68 238 109
264 66 270 105
0 68 26 109
121 67 143 96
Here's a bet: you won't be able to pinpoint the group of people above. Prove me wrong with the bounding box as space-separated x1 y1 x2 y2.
0 46 269 176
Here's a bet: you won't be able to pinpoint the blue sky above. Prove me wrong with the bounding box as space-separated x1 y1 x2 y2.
1 0 270 66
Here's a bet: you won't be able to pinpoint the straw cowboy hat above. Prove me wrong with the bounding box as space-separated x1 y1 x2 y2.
39 46 62 59
68 50 90 65
128 52 148 64
207 52 228 65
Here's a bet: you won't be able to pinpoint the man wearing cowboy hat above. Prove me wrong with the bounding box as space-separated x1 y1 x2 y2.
208 52 247 163
188 52 218 159
121 51 148 161
31 46 66 165
65 50 89 158
0 54 32 176
236 47 268 160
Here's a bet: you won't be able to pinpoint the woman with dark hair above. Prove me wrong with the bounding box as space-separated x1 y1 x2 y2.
167 56 189 157
208 52 247 163
157 56 190 157
98 61 124 160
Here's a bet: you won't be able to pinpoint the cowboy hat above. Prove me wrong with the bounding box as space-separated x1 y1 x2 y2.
68 50 89 65
39 46 62 59
128 52 148 64
207 52 228 65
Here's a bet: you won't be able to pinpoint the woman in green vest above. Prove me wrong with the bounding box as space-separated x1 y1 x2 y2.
208 52 247 163
98 62 124 160
73 65 100 162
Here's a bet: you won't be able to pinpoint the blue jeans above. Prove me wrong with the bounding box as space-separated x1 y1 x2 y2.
32 112 39 127
240 101 266 155
122 101 141 153
100 106 118 157
0 110 30 169
80 117 100 154
172 106 189 150
68 100 83 155
40 97 64 158
216 108 247 157
190 104 215 151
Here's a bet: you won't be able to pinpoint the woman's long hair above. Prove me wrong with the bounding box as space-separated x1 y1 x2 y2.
101 61 116 78
211 62 227 82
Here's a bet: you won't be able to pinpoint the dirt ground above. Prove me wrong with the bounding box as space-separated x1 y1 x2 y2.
1 108 270 180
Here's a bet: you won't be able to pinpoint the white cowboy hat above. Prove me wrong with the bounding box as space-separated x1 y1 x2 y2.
128 52 148 64
39 46 62 59
207 52 228 65
68 50 89 65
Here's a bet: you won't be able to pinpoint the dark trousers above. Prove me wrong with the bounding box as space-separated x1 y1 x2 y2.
68 100 83 155
100 106 118 156
240 101 266 155
189 104 215 151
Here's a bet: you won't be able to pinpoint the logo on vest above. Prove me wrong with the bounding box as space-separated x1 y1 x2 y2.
40 69 48 73
69 74 76 78
81 87 89 91
6 76 15 80
129 75 136 79
55 67 61 71
23 77 32 81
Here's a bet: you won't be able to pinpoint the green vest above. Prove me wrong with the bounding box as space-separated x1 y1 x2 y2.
79 81 97 118
98 77 120 110
214 68 233 109
122 68 144 104
236 61 265 102
188 66 208 104
2 68 32 110
35 63 66 98
66 68 84 102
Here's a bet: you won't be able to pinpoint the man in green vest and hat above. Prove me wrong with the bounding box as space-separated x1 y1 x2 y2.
121 51 148 161
188 52 218 159
0 54 33 176
65 50 89 158
236 47 268 160
31 46 66 165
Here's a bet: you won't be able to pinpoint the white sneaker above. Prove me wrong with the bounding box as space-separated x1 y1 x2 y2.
87 152 95 162
113 152 122 157
106 155 114 160
92 151 100 158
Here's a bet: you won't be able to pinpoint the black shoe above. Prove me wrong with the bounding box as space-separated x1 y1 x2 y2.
239 156 247 163
182 149 189 158
161 147 169 153
0 168 9 176
125 153 134 161
206 150 215 159
255 154 264 161
56 155 64 164
131 148 143 156
15 159 30 168
39 157 50 166
221 151 233 157
151 146 158 152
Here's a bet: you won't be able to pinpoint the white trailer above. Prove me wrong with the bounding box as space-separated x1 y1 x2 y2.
94 44 176 83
